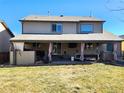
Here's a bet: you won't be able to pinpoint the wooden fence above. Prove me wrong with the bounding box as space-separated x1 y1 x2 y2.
0 52 9 64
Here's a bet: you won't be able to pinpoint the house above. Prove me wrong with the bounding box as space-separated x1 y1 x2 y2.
119 35 124 57
10 15 122 65
0 19 14 63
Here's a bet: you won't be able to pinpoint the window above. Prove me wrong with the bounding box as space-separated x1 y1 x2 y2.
52 23 62 33
68 43 77 48
107 43 113 52
80 24 93 33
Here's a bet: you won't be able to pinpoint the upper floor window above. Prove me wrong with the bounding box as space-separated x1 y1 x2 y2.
80 24 93 33
52 23 62 33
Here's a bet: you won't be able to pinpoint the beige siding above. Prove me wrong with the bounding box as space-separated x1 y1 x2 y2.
10 51 35 65
23 22 51 34
23 22 77 34
0 23 11 52
23 22 103 34
121 41 124 52
121 41 124 56
63 23 77 34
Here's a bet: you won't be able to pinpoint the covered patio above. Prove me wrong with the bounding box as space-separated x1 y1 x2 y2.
10 31 122 65
23 42 102 62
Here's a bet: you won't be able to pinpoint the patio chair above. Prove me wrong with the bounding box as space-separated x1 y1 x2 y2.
74 54 81 61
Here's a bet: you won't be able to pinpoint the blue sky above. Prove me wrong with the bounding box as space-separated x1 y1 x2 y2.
0 0 124 35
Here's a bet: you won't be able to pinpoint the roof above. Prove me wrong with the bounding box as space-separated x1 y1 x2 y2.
0 19 14 37
20 15 105 22
10 31 122 42
119 35 124 40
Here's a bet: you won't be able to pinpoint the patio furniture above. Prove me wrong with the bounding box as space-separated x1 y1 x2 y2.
71 56 74 61
74 54 98 61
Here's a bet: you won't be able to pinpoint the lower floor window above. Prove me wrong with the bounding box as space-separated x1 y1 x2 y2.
107 43 113 52
68 43 77 48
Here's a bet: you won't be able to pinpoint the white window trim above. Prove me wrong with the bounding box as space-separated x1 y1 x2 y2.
52 23 63 33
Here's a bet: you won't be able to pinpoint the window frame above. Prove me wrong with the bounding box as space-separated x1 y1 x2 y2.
80 24 94 33
51 23 63 33
68 43 77 48
107 43 114 52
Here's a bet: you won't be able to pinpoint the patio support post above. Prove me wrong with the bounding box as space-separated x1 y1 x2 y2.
80 42 85 61
114 43 118 61
102 44 107 61
48 42 53 62
12 42 24 65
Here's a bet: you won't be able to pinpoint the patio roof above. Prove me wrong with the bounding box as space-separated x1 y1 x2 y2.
10 31 122 42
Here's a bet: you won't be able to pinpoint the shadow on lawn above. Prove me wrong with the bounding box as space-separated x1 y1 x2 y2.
0 61 124 68
0 61 93 68
102 61 124 67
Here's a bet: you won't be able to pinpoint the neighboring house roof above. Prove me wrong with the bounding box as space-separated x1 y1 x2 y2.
0 19 14 37
10 31 122 42
119 35 124 40
20 15 105 22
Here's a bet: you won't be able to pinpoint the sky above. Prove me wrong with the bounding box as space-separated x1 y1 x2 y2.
0 0 124 35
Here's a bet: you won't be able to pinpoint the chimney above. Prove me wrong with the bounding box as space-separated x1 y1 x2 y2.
60 15 64 17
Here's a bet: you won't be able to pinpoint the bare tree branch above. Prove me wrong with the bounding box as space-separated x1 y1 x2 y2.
109 8 124 11
105 0 124 22
120 0 124 3
105 0 124 11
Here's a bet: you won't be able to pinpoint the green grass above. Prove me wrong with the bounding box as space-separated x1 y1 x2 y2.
0 63 124 93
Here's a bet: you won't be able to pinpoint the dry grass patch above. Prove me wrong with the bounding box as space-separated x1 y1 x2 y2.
0 63 124 93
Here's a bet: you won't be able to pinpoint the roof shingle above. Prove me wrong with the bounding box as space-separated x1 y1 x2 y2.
20 15 105 22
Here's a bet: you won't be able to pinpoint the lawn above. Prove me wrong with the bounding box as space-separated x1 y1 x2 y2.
0 63 124 93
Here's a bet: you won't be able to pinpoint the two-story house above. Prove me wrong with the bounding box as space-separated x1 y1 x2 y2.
10 15 122 65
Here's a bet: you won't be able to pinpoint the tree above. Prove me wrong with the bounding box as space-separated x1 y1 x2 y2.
105 0 124 21
106 0 124 11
